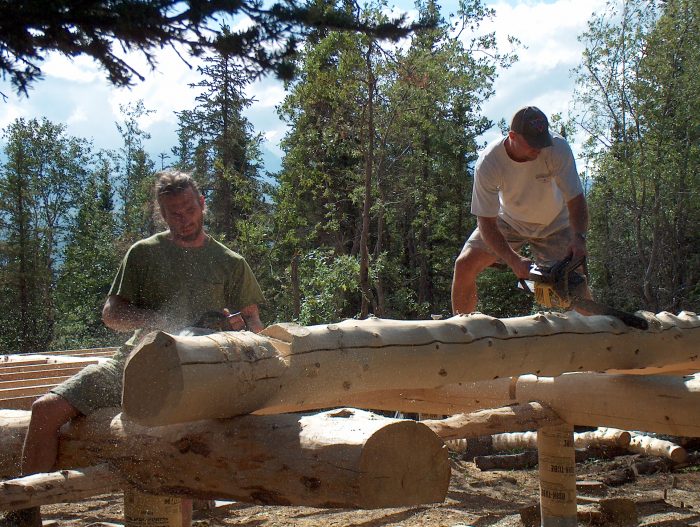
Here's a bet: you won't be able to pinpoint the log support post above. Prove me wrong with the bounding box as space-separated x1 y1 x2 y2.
124 488 190 527
537 423 577 527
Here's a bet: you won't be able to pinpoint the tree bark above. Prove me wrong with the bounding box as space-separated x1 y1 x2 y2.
122 311 700 426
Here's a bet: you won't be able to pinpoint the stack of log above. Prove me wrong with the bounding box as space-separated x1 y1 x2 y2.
1 310 699 522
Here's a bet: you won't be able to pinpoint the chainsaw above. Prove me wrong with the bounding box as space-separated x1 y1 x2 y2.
518 255 649 330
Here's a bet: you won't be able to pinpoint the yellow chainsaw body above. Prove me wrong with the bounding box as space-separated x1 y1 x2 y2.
534 283 573 309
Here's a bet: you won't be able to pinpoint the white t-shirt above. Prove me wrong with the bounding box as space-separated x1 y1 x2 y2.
471 133 583 237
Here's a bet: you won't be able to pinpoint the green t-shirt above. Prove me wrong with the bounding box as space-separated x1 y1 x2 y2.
108 231 265 336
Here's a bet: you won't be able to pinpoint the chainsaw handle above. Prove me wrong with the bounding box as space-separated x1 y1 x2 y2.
518 279 533 293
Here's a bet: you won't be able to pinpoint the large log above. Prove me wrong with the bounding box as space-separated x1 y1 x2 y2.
49 407 449 509
515 372 700 436
297 372 700 438
122 311 700 425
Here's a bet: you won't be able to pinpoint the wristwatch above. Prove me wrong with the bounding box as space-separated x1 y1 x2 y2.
575 232 587 242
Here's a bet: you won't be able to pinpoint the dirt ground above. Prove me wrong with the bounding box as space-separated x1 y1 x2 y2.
40 450 700 527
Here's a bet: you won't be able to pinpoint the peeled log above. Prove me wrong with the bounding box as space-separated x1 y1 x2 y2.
628 433 687 463
0 464 122 511
421 403 562 441
122 311 700 426
488 428 631 452
515 373 700 437
349 372 700 438
53 407 449 509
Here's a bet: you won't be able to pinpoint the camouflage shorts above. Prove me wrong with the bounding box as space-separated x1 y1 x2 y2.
463 217 574 267
50 346 131 415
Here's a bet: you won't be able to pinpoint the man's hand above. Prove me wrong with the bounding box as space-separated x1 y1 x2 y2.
568 232 588 260
509 256 533 280
223 308 246 331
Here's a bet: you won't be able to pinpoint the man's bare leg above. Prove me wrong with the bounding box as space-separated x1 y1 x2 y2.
22 395 193 526
1 394 80 527
451 246 498 315
22 394 80 474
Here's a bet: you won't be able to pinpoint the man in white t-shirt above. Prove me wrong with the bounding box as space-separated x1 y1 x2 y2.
451 106 590 314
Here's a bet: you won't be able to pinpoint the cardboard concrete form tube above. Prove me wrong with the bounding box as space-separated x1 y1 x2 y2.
52 407 449 509
537 423 577 527
122 311 700 426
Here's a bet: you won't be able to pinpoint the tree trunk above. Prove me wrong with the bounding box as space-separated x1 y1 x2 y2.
122 311 700 426
359 42 376 319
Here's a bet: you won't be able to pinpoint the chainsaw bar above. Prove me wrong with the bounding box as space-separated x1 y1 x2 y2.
570 297 649 330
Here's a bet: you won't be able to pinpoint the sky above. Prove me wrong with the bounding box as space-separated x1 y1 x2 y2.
0 0 607 175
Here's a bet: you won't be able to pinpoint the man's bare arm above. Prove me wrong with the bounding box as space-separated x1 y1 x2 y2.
239 304 264 333
477 216 531 279
102 295 163 333
566 193 588 258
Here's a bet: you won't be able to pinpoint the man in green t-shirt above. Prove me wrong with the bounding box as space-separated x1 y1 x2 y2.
5 171 265 527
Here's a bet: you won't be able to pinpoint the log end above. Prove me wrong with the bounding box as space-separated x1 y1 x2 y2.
358 420 450 508
122 331 183 425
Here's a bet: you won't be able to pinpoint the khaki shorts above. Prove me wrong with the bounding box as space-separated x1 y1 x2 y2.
50 346 131 415
464 217 573 267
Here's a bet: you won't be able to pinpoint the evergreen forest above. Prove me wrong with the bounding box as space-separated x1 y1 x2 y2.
1 0 698 354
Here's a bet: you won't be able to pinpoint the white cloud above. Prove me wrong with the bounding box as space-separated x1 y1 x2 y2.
467 0 607 160
0 0 604 170
42 54 103 84
66 106 88 126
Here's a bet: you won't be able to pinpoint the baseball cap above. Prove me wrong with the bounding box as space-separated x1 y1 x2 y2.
510 106 553 149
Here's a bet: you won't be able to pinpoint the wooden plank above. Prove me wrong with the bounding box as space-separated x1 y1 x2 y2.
40 348 119 356
0 384 60 399
0 361 98 375
0 367 86 382
0 376 72 390
0 396 38 410
0 359 49 369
